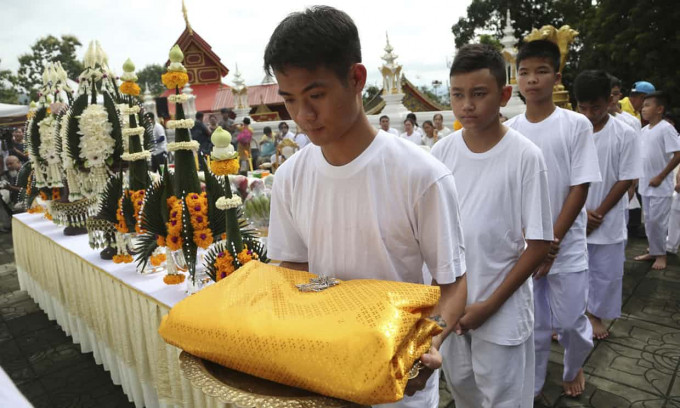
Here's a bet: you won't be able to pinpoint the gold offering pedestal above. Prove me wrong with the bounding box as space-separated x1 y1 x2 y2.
179 352 369 408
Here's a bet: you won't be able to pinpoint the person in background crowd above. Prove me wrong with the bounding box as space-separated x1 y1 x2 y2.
219 108 237 150
208 114 219 134
147 113 167 173
290 126 311 149
620 81 654 121
258 126 276 165
191 112 213 156
421 120 438 148
278 121 295 141
379 115 400 136
9 128 28 163
433 113 452 138
400 118 421 145
236 117 254 173
1 155 22 207
407 112 424 137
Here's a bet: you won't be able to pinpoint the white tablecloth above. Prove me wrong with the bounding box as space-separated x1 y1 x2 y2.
12 213 227 408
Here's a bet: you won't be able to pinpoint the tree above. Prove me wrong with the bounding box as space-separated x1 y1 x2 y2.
16 35 83 100
478 34 503 50
362 85 381 105
136 64 165 97
0 59 20 105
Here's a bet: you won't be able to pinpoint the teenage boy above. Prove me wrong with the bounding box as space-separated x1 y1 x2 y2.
574 70 641 340
634 91 680 270
379 115 400 136
620 81 655 120
505 40 602 398
264 7 468 408
609 75 642 132
432 44 552 408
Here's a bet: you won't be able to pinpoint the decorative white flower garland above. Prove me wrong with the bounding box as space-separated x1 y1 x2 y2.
121 151 151 162
168 94 189 103
166 119 195 129
167 140 200 152
77 104 114 168
119 105 140 116
122 126 145 137
215 196 242 210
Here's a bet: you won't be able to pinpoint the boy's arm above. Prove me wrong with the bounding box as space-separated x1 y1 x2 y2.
536 183 589 279
587 180 634 234
650 151 680 187
455 239 550 332
430 276 467 349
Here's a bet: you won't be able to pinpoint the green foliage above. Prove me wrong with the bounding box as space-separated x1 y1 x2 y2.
136 64 165 97
0 59 20 104
103 91 124 161
17 35 83 100
479 34 503 50
198 154 226 238
28 107 46 161
64 93 89 168
97 175 123 223
362 85 381 105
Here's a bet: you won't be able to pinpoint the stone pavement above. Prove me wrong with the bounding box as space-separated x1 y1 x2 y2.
0 227 677 407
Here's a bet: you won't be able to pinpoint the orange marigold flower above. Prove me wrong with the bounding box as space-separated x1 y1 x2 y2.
161 72 189 90
163 273 186 285
185 192 204 208
120 81 141 96
166 234 183 251
150 253 166 266
52 188 61 201
39 191 48 201
210 159 239 176
193 229 213 249
237 248 256 265
156 235 166 247
167 196 179 208
190 213 209 230
112 254 134 264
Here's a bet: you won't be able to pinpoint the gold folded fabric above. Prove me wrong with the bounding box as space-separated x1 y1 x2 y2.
159 261 442 405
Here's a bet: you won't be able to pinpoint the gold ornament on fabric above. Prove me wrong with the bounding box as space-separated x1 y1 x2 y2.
159 261 442 405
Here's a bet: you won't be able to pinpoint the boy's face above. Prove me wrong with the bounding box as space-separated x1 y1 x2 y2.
450 68 511 132
379 117 390 130
611 86 622 103
275 64 365 147
516 57 560 104
433 115 443 128
578 96 611 129
641 98 663 121
630 93 645 112
404 121 413 133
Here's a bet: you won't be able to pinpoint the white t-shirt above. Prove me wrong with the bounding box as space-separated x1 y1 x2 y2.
400 131 422 145
387 127 400 137
436 126 453 138
586 116 642 245
151 122 167 155
431 128 553 345
639 120 680 197
615 111 641 133
421 135 437 148
506 107 601 274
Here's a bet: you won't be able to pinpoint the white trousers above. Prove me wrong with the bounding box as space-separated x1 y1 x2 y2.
666 193 680 253
372 369 439 408
642 195 672 256
534 271 593 394
587 243 625 319
441 333 534 408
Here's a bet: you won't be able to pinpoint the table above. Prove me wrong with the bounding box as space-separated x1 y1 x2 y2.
12 213 226 408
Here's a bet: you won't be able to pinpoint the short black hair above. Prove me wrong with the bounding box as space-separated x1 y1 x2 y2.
574 70 611 103
379 115 389 121
196 112 204 120
278 121 288 130
422 120 434 128
608 74 621 90
450 43 506 89
404 118 415 125
516 40 560 72
263 126 272 134
644 91 670 113
220 108 229 114
147 112 155 121
243 117 251 125
263 6 361 82
433 113 443 120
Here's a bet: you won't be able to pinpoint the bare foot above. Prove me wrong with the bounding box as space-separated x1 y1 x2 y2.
588 315 609 340
634 253 654 261
652 255 667 270
563 368 586 397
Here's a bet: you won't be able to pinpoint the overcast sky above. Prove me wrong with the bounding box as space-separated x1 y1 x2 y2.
0 0 471 94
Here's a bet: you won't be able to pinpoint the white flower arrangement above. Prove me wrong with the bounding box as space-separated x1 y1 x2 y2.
166 119 195 129
121 151 151 162
167 140 200 152
119 105 140 116
216 196 242 210
37 116 58 163
122 126 145 138
168 94 189 103
77 104 115 168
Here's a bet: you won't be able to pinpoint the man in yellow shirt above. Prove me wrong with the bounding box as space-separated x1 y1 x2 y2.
620 81 655 119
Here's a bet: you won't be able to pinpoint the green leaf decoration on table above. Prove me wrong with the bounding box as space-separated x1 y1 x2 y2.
64 93 89 167
103 91 123 160
121 193 136 232
180 197 197 278
29 106 47 162
17 161 33 208
138 107 153 152
159 163 173 225
53 111 65 158
139 180 167 237
198 154 225 238
97 173 123 223
134 232 158 272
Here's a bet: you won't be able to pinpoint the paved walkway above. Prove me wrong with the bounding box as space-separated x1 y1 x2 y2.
0 229 677 407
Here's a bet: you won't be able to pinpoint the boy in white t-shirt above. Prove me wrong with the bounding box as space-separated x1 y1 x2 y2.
432 44 553 408
633 91 680 270
263 7 468 408
505 40 602 398
379 115 401 136
574 70 642 340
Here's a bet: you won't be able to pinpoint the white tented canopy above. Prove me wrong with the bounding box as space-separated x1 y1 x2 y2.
0 103 28 118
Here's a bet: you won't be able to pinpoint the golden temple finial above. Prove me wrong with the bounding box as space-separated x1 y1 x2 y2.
182 0 193 36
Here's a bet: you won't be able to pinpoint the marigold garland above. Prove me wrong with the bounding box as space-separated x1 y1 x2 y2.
119 81 141 96
161 71 189 90
156 235 166 247
193 229 213 248
214 251 236 281
51 188 61 201
150 253 167 266
27 206 43 214
167 234 183 251
130 189 146 234
26 173 33 196
39 191 48 201
113 254 134 264
116 197 129 233
237 247 259 265
210 159 239 176
185 192 213 249
163 273 186 285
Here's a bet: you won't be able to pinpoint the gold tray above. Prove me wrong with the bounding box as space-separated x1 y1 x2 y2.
179 352 369 408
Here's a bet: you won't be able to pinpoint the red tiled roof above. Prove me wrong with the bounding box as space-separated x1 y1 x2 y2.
212 83 284 111
168 29 229 78
161 83 227 115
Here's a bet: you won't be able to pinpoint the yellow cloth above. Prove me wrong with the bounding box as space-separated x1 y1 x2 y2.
159 261 442 405
620 97 640 119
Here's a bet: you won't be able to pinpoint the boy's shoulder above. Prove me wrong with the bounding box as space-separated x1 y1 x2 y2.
505 127 546 160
